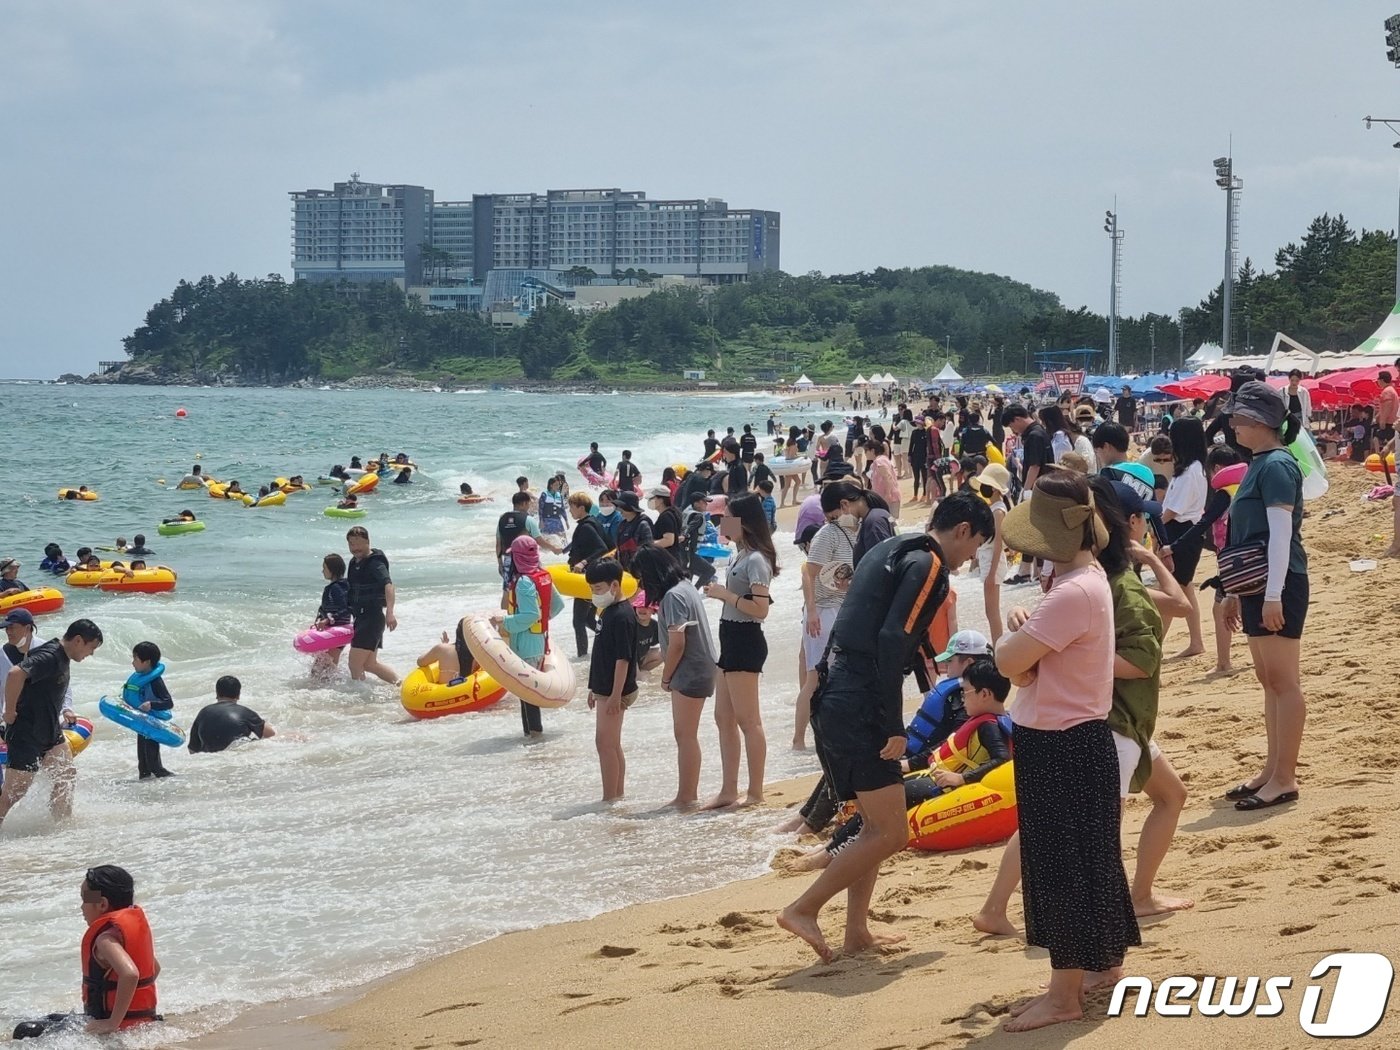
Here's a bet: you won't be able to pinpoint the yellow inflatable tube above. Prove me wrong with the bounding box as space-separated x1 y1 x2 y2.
250 490 287 508
985 443 1005 466
400 663 507 719
57 488 99 501
461 614 575 709
546 562 638 602
207 481 254 505
345 473 379 496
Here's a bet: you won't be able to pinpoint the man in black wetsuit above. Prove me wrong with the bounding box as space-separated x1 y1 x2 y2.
777 493 992 962
615 450 641 494
0 618 104 833
739 424 758 464
187 675 275 752
585 442 607 478
344 527 398 685
702 429 720 460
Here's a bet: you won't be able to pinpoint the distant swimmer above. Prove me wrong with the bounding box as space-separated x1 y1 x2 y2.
125 534 155 557
187 675 275 753
176 464 204 487
393 466 412 485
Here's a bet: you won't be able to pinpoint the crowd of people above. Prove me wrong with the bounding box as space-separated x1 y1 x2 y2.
0 372 1333 1036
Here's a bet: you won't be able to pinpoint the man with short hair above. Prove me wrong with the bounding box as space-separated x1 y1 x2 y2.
1000 404 1052 585
1114 386 1136 430
187 675 275 753
1375 370 1397 452
344 527 398 685
778 492 994 962
0 618 104 831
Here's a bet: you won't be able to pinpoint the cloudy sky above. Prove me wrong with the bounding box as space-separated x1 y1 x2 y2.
3 0 1398 378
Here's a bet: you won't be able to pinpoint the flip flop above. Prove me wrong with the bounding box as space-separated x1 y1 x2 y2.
1234 790 1299 811
1003 574 1031 585
1223 782 1263 801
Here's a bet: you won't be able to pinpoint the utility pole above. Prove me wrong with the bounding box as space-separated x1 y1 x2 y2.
1213 156 1242 354
1103 204 1123 374
1178 309 1186 369
1149 321 1156 372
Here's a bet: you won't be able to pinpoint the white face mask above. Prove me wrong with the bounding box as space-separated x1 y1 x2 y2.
591 590 617 610
837 513 858 531
599 506 615 517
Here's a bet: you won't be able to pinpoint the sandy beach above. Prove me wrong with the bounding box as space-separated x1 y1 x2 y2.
201 462 1400 1049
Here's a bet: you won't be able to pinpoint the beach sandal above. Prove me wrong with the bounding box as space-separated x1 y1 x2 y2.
1223 782 1262 801
1234 790 1299 811
1003 573 1031 586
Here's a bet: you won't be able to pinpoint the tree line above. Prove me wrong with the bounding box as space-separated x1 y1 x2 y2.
118 213 1398 383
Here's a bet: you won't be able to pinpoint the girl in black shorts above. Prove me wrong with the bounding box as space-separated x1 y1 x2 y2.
701 492 778 810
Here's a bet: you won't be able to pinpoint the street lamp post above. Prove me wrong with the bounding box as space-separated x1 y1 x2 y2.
1103 205 1123 375
1149 321 1156 372
1213 157 1242 354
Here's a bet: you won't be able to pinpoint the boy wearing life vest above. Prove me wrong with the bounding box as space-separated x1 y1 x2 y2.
901 630 992 774
128 642 174 779
80 864 161 1034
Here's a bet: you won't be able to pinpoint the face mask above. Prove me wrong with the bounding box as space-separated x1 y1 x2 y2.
837 513 858 531
591 590 617 610
599 506 616 517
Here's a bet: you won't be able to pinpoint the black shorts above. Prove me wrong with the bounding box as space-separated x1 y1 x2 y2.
1378 425 1396 445
4 731 62 773
810 656 903 801
1241 571 1309 639
716 619 767 673
1164 518 1203 584
351 607 386 651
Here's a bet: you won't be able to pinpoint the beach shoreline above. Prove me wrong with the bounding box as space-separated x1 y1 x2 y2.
176 462 1400 1050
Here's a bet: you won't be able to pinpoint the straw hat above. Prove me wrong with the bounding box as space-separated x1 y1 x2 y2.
970 462 1012 496
1001 487 1109 562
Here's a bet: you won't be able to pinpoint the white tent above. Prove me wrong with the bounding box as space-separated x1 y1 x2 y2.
851 374 869 386
932 362 963 383
1185 342 1224 368
793 374 814 389
1355 301 1400 358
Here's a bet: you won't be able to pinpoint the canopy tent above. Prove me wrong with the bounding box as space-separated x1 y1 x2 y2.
931 362 963 384
850 374 869 386
1157 374 1230 401
1185 342 1225 368
793 374 814 389
1355 301 1400 359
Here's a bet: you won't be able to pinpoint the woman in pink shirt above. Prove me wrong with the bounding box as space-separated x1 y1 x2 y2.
864 439 901 519
992 470 1139 1033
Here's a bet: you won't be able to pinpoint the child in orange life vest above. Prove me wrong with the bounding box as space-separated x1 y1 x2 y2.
80 864 161 1035
800 658 1011 868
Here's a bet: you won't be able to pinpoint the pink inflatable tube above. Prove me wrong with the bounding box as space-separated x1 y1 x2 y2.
293 624 354 654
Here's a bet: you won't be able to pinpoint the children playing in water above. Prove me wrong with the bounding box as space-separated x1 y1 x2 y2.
337 493 360 511
39 544 70 575
312 553 352 675
585 559 639 801
128 642 174 779
160 510 196 526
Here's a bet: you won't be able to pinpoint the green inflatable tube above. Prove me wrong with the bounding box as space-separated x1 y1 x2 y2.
157 520 206 536
323 507 366 519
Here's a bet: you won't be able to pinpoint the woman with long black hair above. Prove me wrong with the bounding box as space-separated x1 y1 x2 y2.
701 492 778 810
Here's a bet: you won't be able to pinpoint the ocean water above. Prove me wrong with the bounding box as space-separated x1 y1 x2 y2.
0 384 988 1044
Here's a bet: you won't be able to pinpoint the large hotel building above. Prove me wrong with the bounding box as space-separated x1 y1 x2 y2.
290 177 780 307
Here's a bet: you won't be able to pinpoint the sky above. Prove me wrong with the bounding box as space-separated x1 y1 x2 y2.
4 0 1400 378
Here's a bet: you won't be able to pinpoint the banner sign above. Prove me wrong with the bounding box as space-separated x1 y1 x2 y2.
1044 369 1086 394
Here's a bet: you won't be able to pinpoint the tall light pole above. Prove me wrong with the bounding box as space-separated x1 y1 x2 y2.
1103 205 1123 375
1149 321 1157 372
1214 157 1242 354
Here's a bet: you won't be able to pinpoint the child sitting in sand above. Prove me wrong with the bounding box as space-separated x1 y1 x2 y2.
789 657 1011 871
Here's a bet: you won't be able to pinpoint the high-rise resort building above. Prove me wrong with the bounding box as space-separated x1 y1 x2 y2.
289 178 780 312
290 175 432 284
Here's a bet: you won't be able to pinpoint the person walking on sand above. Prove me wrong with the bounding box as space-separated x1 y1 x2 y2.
777 493 991 963
344 527 399 685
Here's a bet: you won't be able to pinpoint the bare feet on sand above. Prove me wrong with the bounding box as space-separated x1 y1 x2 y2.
841 929 906 957
972 911 1020 937
1080 967 1124 992
1134 893 1195 918
700 795 739 811
790 738 808 751
664 797 699 811
1205 665 1238 678
1385 546 1400 558
775 812 809 834
1004 995 1083 1032
1170 645 1205 660
777 908 833 962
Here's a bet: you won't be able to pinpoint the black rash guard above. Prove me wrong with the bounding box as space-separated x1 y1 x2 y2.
828 534 950 739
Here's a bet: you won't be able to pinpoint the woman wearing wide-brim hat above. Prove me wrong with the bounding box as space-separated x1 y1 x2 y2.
992 470 1139 1033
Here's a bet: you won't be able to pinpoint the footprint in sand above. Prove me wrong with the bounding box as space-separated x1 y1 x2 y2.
560 996 630 1015
596 945 639 958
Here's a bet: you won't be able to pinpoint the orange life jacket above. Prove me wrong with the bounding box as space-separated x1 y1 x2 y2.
82 906 158 1026
926 587 957 664
508 568 555 638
